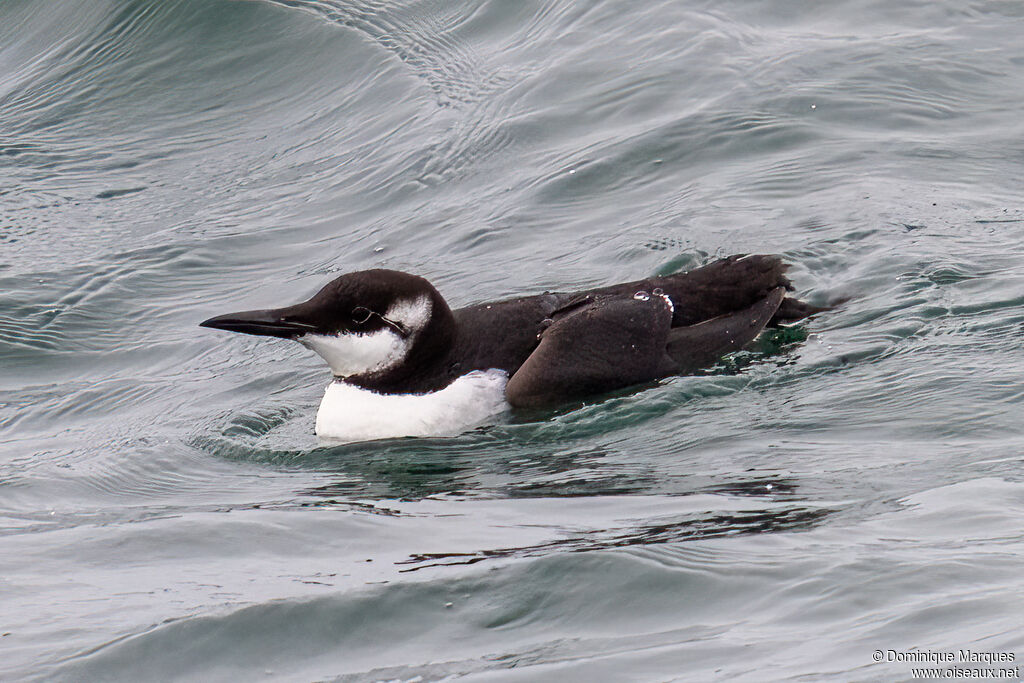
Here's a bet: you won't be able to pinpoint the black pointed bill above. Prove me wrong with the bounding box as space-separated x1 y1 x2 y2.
199 308 318 338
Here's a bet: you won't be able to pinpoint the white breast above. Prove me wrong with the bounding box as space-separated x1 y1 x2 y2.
314 369 509 442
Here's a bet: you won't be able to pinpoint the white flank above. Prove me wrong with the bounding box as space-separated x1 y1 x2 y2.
315 369 509 442
296 295 432 377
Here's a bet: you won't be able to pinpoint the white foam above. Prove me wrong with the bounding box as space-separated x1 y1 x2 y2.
315 369 509 442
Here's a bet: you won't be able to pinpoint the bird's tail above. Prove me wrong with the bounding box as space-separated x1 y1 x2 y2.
665 286 786 372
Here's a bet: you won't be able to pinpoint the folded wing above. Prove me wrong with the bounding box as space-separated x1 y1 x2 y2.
506 286 786 408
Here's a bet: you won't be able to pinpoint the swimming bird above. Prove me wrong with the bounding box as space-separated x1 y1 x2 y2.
200 254 820 441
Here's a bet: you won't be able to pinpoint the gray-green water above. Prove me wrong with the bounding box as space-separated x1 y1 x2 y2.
3 0 1024 680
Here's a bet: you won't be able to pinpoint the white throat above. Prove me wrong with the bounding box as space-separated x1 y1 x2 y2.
298 329 404 377
296 294 433 377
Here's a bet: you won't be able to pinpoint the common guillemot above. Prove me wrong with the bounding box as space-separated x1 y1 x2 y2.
200 254 821 441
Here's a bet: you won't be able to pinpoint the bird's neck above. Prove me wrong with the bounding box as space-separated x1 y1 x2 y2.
344 295 458 394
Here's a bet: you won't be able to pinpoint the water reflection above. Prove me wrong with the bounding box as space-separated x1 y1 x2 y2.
397 503 833 572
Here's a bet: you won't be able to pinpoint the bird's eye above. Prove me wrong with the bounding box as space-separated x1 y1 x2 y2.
351 306 373 324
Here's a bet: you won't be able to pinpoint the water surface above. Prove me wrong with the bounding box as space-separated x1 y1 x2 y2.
2 0 1024 680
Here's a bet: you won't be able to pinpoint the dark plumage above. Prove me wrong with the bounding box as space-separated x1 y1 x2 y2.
201 254 822 408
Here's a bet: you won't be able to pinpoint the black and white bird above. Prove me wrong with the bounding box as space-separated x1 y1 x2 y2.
200 254 820 441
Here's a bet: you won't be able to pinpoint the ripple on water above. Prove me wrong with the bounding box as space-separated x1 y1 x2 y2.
3 0 1024 680
35 479 1024 682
